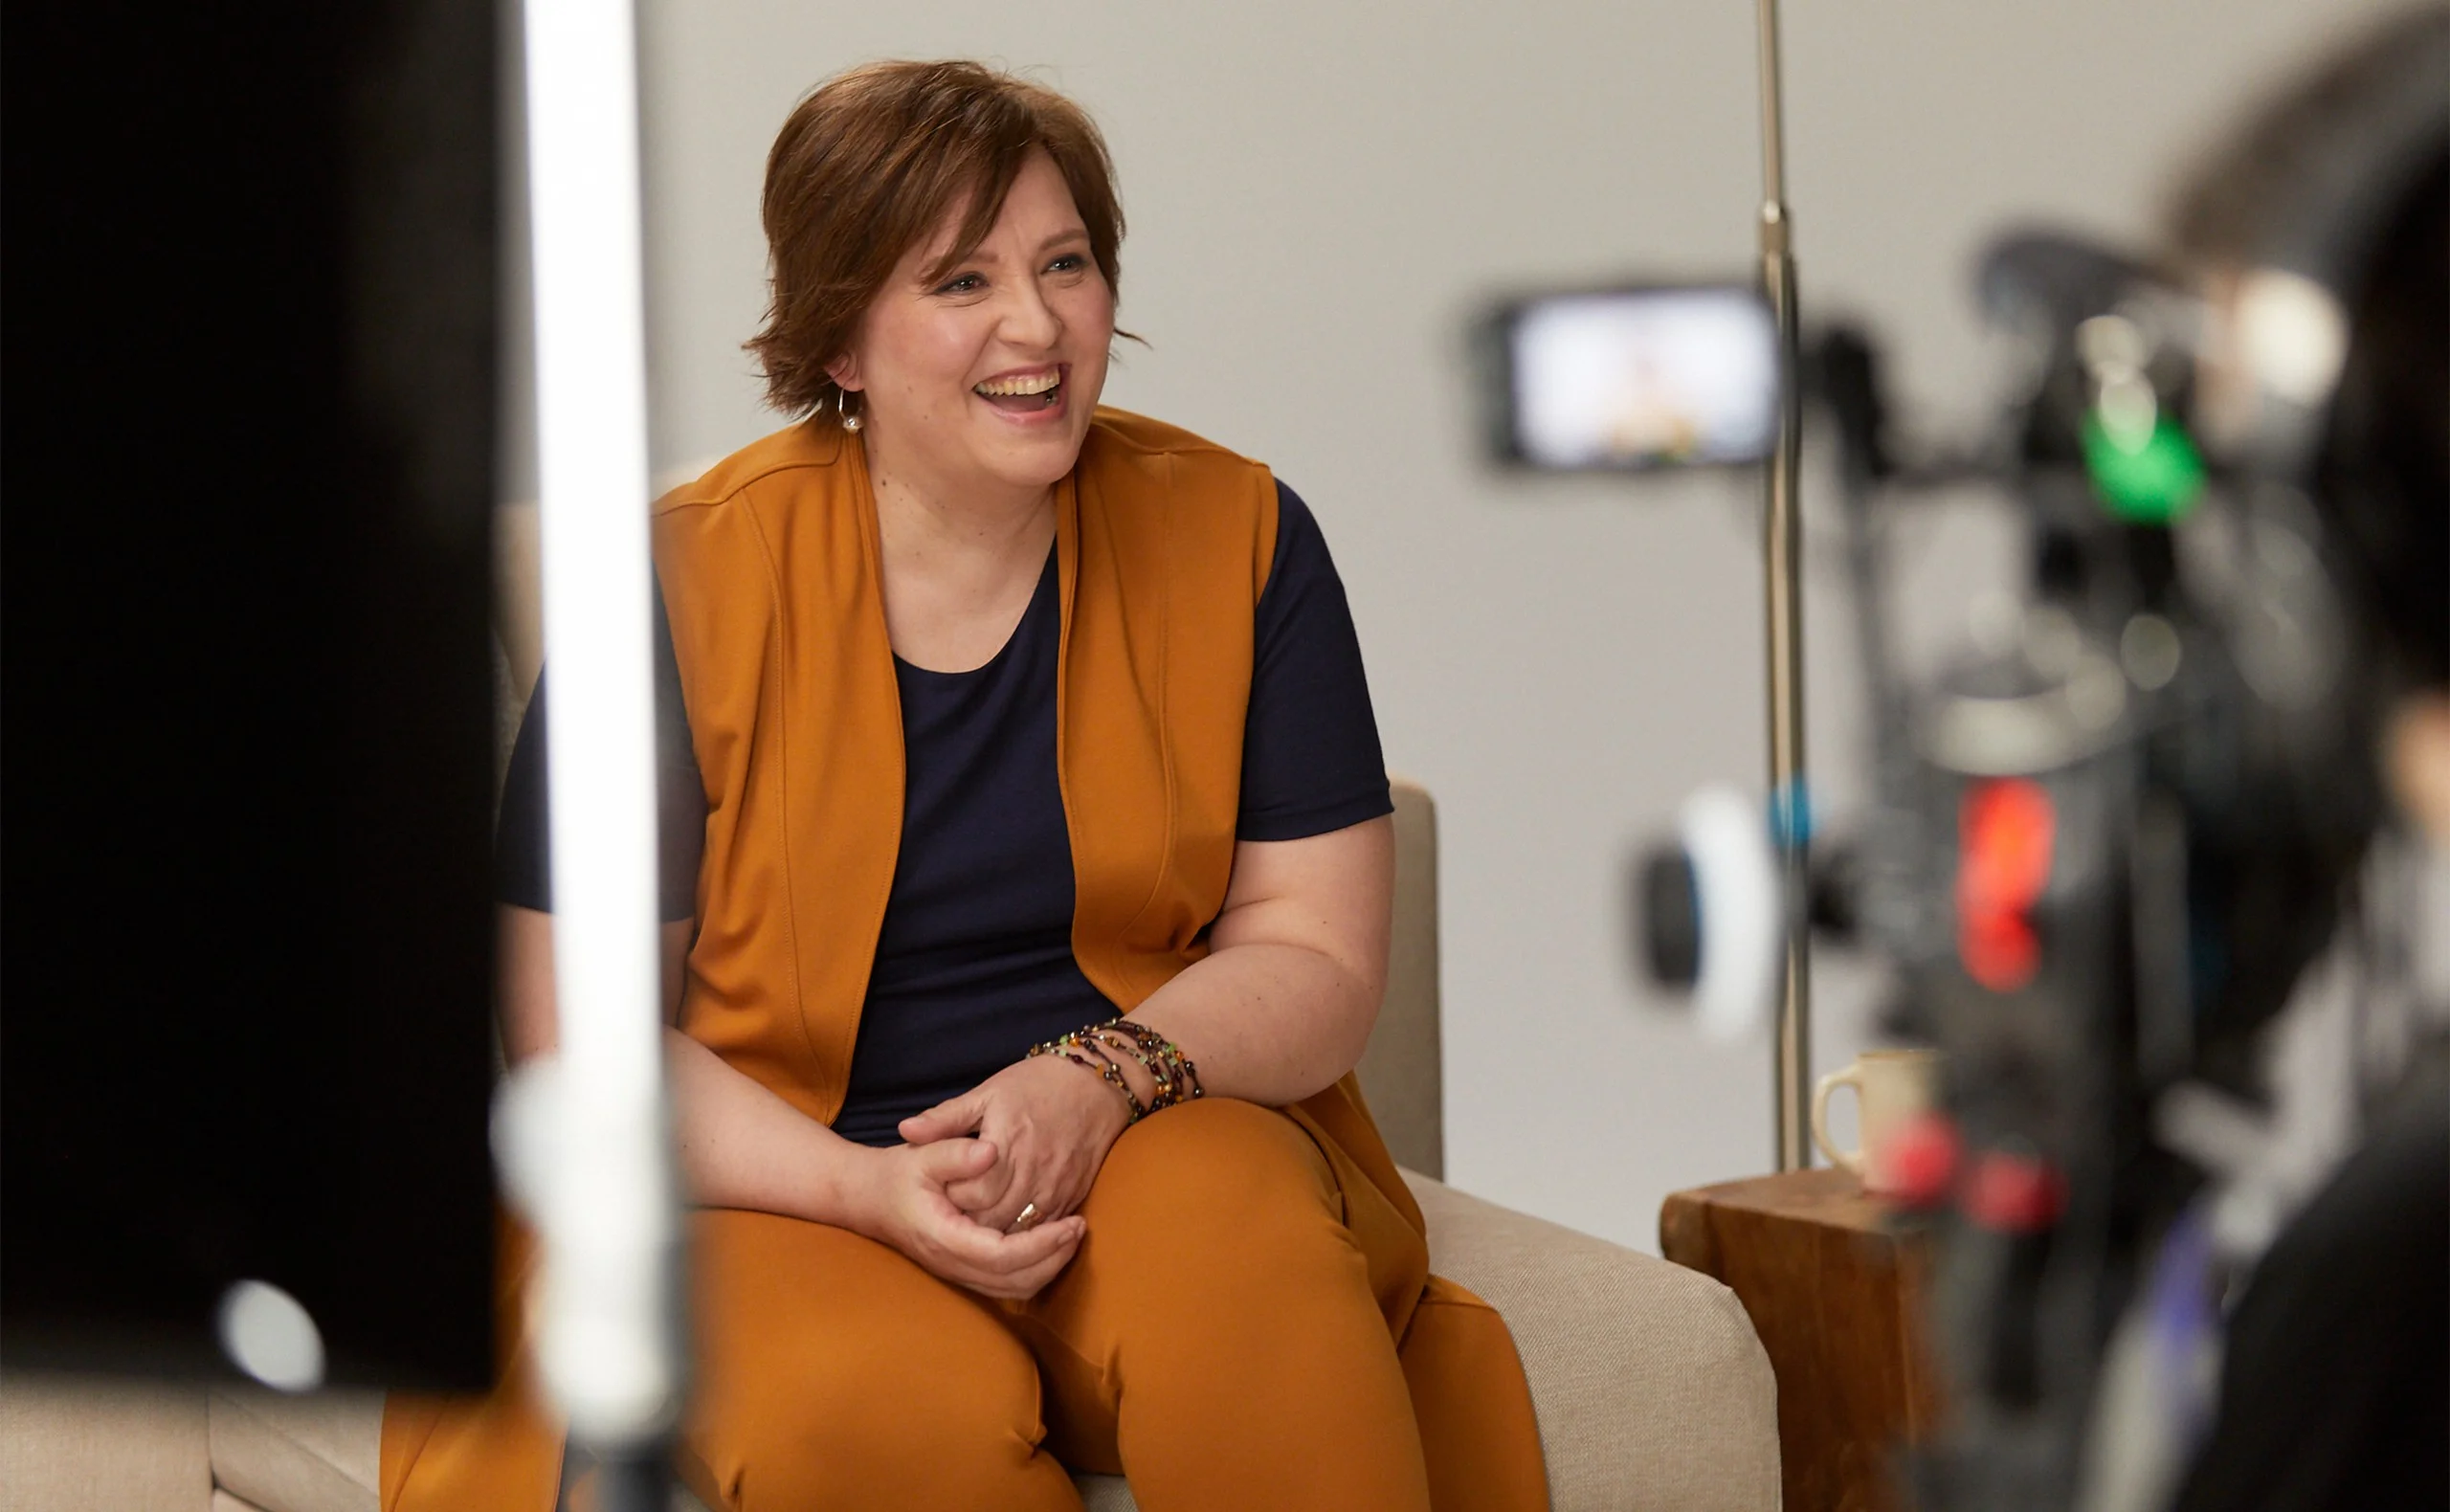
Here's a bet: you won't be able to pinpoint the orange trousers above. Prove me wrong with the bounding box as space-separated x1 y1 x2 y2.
383 1099 1548 1512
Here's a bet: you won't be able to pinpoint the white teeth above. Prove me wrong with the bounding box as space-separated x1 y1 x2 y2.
974 370 1060 397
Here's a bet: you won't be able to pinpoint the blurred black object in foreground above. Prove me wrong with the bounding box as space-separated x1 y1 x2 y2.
4 0 500 1390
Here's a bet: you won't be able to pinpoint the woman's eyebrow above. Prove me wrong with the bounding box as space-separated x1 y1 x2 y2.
920 225 1087 281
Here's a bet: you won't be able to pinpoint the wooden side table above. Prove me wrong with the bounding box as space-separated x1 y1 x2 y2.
1660 1168 1943 1512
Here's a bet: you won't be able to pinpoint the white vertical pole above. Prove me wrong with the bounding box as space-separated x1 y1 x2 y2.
521 0 679 1449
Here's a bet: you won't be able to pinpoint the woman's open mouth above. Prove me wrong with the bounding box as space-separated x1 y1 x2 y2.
973 367 1064 414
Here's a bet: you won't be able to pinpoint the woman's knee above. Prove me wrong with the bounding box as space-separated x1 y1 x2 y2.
1080 1099 1359 1288
684 1211 1064 1511
1098 1098 1333 1210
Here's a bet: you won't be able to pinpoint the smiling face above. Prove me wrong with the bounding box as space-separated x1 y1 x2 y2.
829 149 1114 506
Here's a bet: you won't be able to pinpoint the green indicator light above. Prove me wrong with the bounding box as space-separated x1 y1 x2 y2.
2082 411 2206 525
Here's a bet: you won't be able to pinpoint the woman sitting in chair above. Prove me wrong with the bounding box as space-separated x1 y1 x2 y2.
382 59 1546 1512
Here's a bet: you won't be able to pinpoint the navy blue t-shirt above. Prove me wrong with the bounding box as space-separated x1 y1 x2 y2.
497 481 1389 1144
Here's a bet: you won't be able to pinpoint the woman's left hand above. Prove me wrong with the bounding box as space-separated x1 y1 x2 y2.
898 1054 1135 1234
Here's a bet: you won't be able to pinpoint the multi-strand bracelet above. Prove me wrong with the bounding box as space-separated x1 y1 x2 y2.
1027 1017 1203 1124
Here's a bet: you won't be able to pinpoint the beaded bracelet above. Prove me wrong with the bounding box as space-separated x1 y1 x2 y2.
1100 1018 1202 1109
1028 1017 1204 1124
1043 1040 1147 1123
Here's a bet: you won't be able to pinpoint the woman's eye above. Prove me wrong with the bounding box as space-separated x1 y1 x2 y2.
935 273 985 296
1047 254 1087 275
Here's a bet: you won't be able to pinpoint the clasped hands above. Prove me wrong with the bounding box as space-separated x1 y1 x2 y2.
854 1052 1135 1300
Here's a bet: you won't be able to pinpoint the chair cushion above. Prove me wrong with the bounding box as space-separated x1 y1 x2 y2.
0 1380 210 1512
207 1389 379 1512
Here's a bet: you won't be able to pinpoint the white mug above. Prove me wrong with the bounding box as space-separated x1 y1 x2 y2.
1811 1048 1941 1195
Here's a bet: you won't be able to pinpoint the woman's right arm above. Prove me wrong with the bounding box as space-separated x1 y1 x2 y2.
499 902 869 1221
496 903 1083 1294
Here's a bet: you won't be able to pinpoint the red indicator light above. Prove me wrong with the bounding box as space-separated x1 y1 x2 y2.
1876 1112 1961 1211
1957 778 2055 990
1963 1150 2067 1233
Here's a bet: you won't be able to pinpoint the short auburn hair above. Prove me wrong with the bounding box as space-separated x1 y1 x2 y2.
747 60 1129 418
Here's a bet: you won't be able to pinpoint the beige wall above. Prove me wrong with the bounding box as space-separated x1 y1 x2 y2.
508 0 2411 1251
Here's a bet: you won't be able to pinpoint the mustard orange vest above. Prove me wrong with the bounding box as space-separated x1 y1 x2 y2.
649 407 1423 1256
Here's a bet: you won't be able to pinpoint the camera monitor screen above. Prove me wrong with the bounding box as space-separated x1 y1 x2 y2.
1489 285 1779 471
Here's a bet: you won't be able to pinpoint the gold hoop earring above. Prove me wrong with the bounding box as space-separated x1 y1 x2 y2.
837 389 862 433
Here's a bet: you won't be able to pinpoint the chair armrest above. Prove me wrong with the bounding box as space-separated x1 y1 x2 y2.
1403 1169 1782 1512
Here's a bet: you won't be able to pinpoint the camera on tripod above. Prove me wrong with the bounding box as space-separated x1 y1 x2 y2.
1471 129 2442 1501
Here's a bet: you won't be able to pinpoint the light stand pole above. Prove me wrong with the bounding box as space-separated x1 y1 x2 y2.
521 0 683 1505
1754 0 1814 1171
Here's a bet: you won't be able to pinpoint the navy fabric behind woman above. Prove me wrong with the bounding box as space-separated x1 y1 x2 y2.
498 480 1390 1143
